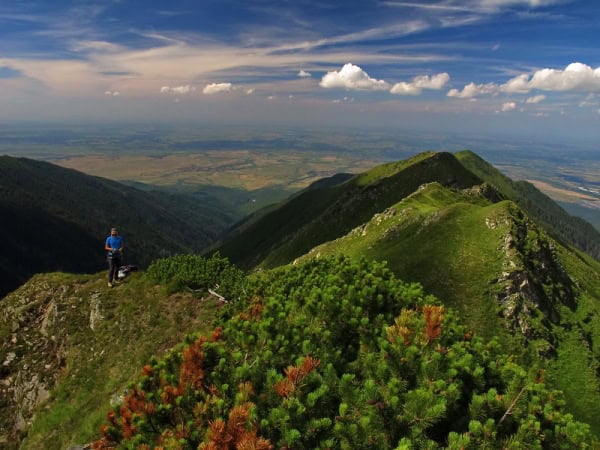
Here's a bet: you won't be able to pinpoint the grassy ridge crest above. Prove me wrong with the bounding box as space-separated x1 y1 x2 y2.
455 150 600 260
217 151 482 269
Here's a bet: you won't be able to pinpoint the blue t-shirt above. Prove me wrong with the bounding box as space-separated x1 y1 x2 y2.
106 235 123 256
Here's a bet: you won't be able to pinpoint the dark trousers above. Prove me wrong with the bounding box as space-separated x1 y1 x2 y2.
108 257 121 282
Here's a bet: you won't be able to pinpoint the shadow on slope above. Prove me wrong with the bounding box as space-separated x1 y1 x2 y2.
0 156 237 297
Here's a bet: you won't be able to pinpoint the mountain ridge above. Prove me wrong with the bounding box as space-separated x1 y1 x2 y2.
216 151 483 269
2 150 599 447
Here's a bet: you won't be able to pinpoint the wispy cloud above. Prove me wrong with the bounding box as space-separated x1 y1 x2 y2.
579 94 597 108
526 94 545 103
382 2 473 12
72 40 125 53
384 0 567 14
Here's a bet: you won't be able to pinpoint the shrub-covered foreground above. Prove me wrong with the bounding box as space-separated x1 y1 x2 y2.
93 256 594 449
146 253 246 300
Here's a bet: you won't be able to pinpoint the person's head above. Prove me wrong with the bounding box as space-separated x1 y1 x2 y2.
111 228 118 236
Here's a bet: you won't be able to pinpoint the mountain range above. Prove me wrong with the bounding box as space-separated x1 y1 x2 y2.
1 150 599 447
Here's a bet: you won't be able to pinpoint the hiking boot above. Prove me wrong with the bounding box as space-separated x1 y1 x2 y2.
108 282 113 288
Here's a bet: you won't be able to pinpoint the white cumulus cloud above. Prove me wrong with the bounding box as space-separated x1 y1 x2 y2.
104 90 120 96
529 62 600 91
526 94 545 104
501 101 517 112
297 70 312 78
501 74 530 93
160 85 195 94
447 82 498 99
450 63 600 100
504 63 600 94
390 72 450 95
320 63 389 91
202 82 232 94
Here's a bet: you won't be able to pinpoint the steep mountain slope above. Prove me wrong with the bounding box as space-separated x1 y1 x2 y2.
295 181 600 432
455 150 600 259
216 151 482 269
0 156 236 297
0 271 222 449
214 151 600 431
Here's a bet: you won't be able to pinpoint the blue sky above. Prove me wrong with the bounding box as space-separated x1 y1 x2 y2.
1 0 599 139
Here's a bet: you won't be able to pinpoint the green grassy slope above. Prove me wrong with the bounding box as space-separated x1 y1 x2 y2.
0 156 237 297
298 183 511 341
216 152 482 269
455 150 600 259
0 271 221 449
295 182 600 433
546 245 600 432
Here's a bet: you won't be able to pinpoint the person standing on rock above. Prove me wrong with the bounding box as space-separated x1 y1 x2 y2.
105 227 124 288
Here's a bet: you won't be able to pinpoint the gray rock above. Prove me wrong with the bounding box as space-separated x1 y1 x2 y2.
89 292 104 331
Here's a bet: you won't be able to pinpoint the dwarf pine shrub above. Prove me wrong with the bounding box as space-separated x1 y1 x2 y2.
94 256 594 449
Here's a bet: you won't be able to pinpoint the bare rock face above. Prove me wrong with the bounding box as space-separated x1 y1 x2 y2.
494 206 576 353
462 182 504 203
0 278 104 443
89 292 104 331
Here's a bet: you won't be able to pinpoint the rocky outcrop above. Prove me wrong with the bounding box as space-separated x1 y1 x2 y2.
462 182 504 203
494 205 576 352
0 278 104 444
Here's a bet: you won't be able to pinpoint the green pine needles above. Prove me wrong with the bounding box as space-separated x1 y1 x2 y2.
94 256 594 449
146 253 246 300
